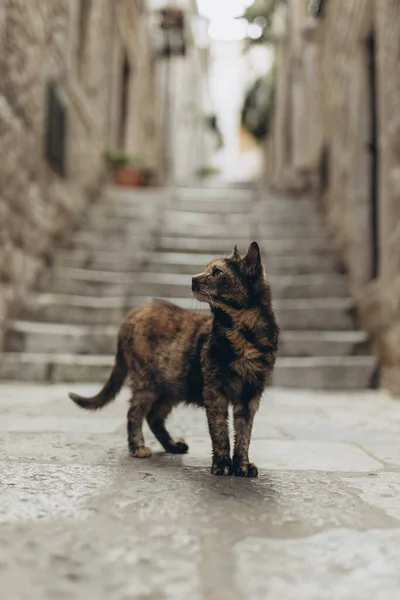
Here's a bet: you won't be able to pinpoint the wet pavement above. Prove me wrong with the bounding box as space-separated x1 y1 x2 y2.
2 383 400 599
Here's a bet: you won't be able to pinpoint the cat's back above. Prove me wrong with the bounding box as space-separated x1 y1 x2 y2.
119 299 210 358
124 298 206 328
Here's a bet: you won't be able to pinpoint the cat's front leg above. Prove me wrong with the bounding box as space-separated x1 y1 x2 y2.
204 395 232 476
232 396 261 478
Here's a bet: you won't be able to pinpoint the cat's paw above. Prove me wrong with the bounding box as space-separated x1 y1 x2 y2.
211 457 232 476
167 439 189 454
129 446 152 458
233 462 258 478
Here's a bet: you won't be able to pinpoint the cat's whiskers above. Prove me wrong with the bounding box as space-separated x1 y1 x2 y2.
201 286 214 307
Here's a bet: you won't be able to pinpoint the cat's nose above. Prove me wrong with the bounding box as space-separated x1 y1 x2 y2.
192 277 199 292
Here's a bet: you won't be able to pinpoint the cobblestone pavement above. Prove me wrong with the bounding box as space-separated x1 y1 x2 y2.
2 384 400 599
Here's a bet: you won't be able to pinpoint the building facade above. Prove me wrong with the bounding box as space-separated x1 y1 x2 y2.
0 0 159 346
148 0 212 183
267 0 400 394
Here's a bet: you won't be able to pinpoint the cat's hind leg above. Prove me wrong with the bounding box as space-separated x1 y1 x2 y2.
127 386 156 458
147 398 188 454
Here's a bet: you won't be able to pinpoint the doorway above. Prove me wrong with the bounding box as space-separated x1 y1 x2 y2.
118 53 131 149
366 31 379 280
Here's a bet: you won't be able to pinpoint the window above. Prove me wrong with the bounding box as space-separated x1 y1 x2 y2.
44 82 67 177
77 0 92 81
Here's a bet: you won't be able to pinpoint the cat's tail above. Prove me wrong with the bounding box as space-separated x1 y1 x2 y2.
69 341 127 410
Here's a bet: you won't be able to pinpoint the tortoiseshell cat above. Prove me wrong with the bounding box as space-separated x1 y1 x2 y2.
69 242 279 477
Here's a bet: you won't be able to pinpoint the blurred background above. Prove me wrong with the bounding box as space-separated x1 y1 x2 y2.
0 0 399 396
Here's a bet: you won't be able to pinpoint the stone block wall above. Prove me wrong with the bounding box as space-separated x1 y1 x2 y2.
268 0 400 393
0 0 157 347
315 0 400 393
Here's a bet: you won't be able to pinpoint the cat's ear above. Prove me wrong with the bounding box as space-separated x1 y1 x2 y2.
231 245 241 261
242 241 261 276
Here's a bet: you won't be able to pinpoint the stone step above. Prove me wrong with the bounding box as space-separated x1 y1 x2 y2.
158 237 334 255
55 249 339 275
4 322 369 357
164 211 251 226
163 221 324 240
89 206 320 227
274 298 355 331
260 195 317 210
279 330 370 357
174 199 252 215
90 204 160 221
173 195 316 215
90 188 167 220
0 352 376 389
81 202 321 229
103 185 168 205
22 294 355 330
176 186 255 201
41 269 349 299
22 294 126 325
54 249 138 271
147 252 339 276
272 356 376 390
0 352 114 382
164 202 318 229
82 216 146 235
68 230 149 250
5 322 117 354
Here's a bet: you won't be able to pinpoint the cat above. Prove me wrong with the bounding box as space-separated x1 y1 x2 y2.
69 241 279 477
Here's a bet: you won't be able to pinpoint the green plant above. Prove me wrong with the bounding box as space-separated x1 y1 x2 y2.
130 153 145 168
104 150 144 169
241 67 276 142
197 165 221 178
242 0 277 24
239 0 277 47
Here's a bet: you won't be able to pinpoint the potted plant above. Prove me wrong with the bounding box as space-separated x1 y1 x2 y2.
104 150 145 187
197 165 221 178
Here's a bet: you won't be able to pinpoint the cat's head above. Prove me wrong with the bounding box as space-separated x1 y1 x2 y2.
191 242 271 310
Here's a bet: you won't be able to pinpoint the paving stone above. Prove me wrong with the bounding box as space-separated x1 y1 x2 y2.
6 416 122 434
234 529 400 600
183 439 382 472
358 443 400 468
1 385 400 599
0 462 115 523
341 472 400 522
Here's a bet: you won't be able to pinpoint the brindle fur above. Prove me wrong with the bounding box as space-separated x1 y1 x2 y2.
69 242 279 477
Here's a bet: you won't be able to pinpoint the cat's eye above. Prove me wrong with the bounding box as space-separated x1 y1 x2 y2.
211 268 223 277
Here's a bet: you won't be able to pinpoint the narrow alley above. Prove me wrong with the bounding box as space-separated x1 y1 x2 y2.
3 0 400 598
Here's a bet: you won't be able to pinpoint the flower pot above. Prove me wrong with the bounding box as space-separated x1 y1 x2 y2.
113 167 144 187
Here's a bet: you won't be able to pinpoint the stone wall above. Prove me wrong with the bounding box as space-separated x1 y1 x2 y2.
358 0 400 393
0 0 157 347
266 0 322 192
268 0 400 394
312 0 400 393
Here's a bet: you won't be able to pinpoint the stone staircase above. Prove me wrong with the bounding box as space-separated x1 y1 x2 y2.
0 185 376 389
